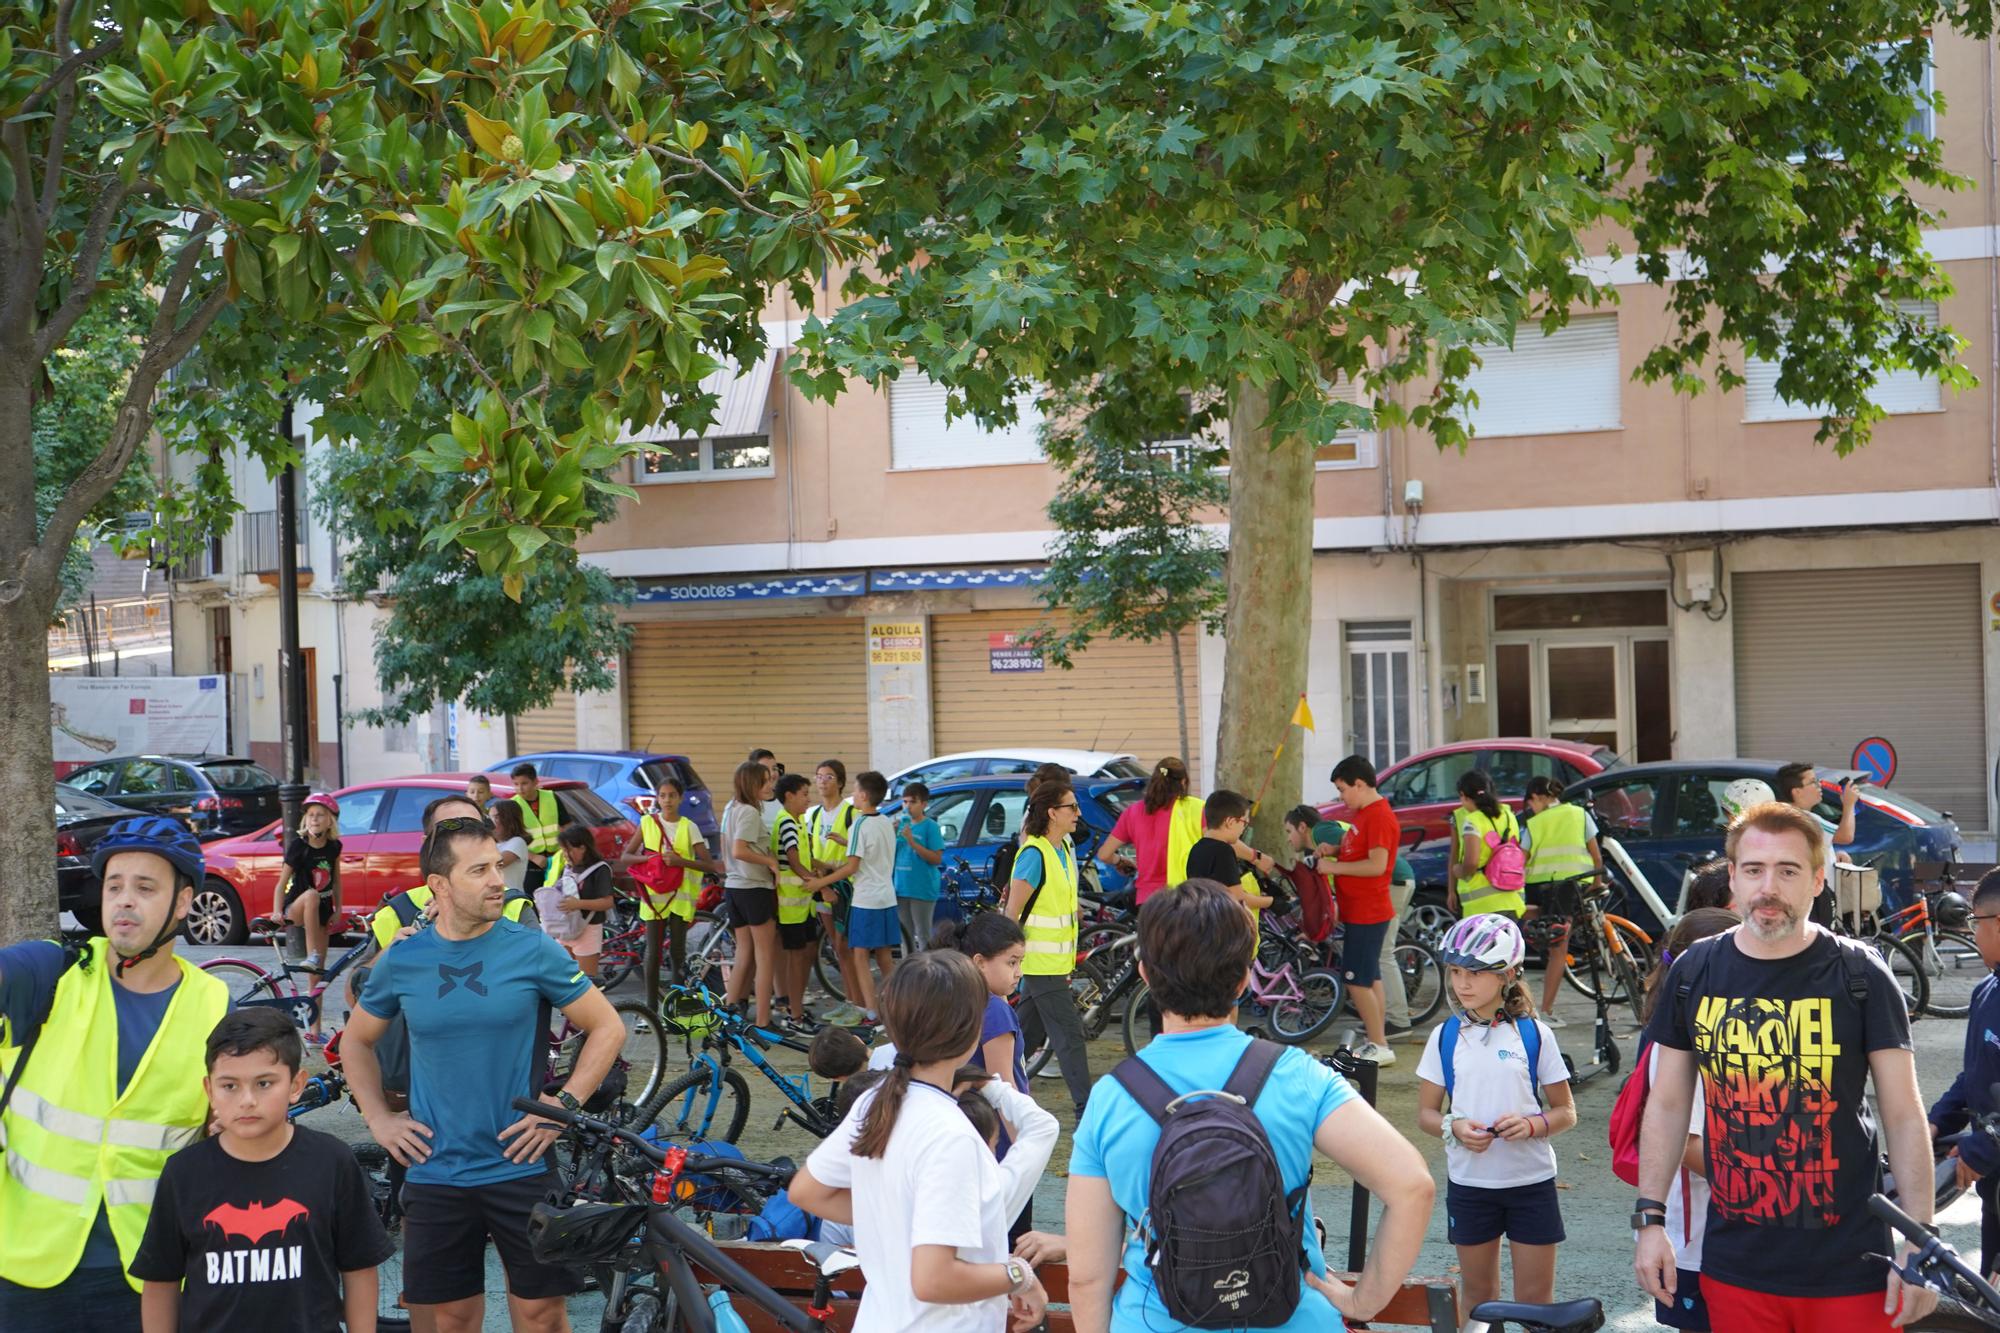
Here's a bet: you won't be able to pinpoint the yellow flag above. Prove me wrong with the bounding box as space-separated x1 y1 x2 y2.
1291 695 1315 731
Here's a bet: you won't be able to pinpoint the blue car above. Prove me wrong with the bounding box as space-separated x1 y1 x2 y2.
880 774 1144 906
489 750 718 842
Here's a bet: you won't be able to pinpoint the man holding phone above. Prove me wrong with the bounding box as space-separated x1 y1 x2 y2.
1777 761 1860 927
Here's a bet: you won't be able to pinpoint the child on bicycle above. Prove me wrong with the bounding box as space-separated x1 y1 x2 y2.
1417 914 1577 1318
275 793 342 974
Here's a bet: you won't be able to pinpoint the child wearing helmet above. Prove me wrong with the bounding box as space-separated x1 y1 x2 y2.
1416 914 1578 1319
276 793 342 975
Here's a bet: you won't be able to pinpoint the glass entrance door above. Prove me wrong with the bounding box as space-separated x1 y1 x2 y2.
1543 642 1621 750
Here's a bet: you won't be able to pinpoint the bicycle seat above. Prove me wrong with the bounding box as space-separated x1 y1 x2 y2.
784 1238 862 1278
1468 1298 1604 1332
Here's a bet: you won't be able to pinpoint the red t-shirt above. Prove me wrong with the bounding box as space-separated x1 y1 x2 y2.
1109 802 1175 900
1334 798 1399 925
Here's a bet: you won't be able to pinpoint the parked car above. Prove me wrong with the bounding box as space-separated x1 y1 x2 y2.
885 749 1147 799
196 773 635 946
55 783 144 933
1318 738 1617 864
489 750 717 841
1563 760 1963 933
879 775 1145 899
61 754 281 838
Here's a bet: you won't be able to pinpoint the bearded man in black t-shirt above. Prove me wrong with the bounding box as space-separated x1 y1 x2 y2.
1632 801 1936 1333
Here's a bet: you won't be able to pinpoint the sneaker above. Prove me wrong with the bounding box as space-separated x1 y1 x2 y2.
1352 1040 1398 1066
824 1004 865 1028
1540 1012 1568 1029
1383 1021 1415 1042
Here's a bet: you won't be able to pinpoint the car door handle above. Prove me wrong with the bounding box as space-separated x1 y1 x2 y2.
342 855 364 863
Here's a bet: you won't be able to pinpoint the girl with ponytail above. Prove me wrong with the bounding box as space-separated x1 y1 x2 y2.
1450 768 1525 921
790 951 1051 1329
1097 756 1202 904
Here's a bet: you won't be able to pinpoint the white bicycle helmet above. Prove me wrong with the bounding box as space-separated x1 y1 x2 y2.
1437 913 1526 973
1719 778 1776 822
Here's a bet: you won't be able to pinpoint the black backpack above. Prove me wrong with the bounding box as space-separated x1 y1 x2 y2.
1111 1039 1309 1329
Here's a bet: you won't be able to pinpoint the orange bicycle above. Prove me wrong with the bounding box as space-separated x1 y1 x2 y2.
1522 873 1655 1026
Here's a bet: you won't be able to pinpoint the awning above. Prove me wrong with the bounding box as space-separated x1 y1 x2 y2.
626 320 792 444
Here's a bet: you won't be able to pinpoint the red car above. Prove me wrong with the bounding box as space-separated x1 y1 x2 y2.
192 773 635 946
1317 738 1618 855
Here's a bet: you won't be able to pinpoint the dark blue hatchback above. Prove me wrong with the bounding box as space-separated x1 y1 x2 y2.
881 774 1145 901
489 750 718 841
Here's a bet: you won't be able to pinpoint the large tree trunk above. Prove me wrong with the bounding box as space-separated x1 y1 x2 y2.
0 594 60 945
1215 377 1315 854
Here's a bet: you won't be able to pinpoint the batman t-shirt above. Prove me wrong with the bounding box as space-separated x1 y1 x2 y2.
129 1125 391 1332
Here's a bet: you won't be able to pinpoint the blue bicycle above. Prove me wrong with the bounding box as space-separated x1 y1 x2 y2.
642 984 844 1145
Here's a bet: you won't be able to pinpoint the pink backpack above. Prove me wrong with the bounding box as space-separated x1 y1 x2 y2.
1481 813 1527 892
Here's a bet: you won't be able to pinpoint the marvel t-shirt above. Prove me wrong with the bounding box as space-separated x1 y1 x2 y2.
1643 927 1911 1297
129 1125 392 1332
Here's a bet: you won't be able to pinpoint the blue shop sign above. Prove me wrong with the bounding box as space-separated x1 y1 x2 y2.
635 573 867 603
870 567 1047 592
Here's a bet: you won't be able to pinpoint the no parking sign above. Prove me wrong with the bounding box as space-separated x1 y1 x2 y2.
1852 737 1897 787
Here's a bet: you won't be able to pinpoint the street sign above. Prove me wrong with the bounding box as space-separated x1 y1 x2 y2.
1851 737 1897 787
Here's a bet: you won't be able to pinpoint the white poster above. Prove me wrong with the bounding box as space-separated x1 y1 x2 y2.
51 675 228 765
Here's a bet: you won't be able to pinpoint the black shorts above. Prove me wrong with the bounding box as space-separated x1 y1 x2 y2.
401 1167 582 1304
1445 1177 1566 1247
778 914 820 950
1525 882 1582 920
1658 1267 1711 1330
1340 919 1391 987
725 885 776 928
282 879 336 925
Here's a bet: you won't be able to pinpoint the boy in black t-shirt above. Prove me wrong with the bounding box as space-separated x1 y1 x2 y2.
131 1009 391 1333
1181 789 1277 916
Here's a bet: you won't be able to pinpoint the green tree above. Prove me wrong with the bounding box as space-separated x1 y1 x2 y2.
0 0 875 942
787 0 1980 845
1020 372 1227 761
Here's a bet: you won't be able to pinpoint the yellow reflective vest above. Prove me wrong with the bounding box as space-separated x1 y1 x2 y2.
1525 804 1594 885
1162 796 1207 887
770 809 812 925
639 813 703 923
1018 834 1079 976
0 938 227 1292
513 791 562 856
1456 806 1525 917
371 884 533 951
808 801 855 871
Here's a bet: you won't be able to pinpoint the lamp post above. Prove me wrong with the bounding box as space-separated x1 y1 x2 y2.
275 399 310 836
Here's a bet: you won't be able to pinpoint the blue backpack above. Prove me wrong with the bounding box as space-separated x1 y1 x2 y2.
1438 1013 1544 1108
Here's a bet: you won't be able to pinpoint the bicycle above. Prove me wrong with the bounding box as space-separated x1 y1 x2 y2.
641 982 841 1145
1516 872 1653 1028
1464 1297 1605 1333
200 908 385 1039
520 1097 828 1333
1869 1191 2000 1332
1121 917 1345 1053
1857 891 1982 1020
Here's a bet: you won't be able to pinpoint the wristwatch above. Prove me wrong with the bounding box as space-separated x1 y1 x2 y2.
1004 1257 1032 1295
1632 1196 1667 1230
555 1090 583 1114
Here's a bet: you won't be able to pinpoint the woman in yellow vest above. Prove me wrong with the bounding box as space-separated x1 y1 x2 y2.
618 773 719 1011
1448 768 1524 920
1006 781 1092 1117
1521 774 1603 1026
0 817 227 1327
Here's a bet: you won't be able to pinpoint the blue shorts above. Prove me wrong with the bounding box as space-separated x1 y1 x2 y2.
1446 1177 1566 1247
1340 919 1391 987
846 905 900 950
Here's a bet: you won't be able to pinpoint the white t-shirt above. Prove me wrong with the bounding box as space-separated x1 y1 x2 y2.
806 1083 1010 1331
1644 1042 1710 1272
848 814 898 910
867 1042 898 1072
496 836 530 893
1417 1015 1571 1189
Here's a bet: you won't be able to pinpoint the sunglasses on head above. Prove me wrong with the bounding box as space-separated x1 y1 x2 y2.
426 815 494 838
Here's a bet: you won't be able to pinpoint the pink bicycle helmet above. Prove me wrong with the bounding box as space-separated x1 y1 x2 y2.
1438 913 1526 973
303 791 340 817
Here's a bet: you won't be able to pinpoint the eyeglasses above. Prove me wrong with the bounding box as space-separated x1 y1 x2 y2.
1972 913 2000 924
1053 802 1080 812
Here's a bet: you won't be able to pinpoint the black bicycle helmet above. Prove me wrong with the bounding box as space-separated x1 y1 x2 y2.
526 1199 648 1265
1936 890 1973 930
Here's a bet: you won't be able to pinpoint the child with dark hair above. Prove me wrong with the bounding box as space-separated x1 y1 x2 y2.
1931 868 2000 1278
1180 789 1277 920
130 1009 392 1332
1683 859 1734 913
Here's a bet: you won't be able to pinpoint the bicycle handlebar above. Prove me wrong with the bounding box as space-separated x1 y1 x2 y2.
509 1097 794 1184
1868 1193 2000 1319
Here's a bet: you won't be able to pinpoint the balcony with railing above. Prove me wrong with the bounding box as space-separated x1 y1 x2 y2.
240 509 312 584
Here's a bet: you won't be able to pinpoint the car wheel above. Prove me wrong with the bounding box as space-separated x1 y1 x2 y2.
186 878 247 946
1405 900 1456 945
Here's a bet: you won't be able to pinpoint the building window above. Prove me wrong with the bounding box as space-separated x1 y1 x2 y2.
1788 41 1934 162
1316 372 1378 469
1742 299 1943 422
1344 621 1414 772
636 434 774 483
1461 313 1622 438
889 372 1044 470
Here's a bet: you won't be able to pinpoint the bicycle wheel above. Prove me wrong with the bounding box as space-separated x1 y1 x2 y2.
1870 933 1930 1019
1608 941 1647 1026
596 914 644 992
813 931 846 1003
1392 941 1446 1026
1120 980 1156 1056
1266 970 1346 1045
609 999 674 1112
200 959 288 1008
642 1065 752 1146
1563 919 1652 1009
351 1142 411 1333
680 913 736 990
1027 955 1112 1078
1923 929 1985 1019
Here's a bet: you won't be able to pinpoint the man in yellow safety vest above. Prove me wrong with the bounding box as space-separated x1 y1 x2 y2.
0 816 228 1330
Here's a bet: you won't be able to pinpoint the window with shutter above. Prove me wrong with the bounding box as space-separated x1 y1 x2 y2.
1461 314 1622 438
889 373 1045 469
1315 373 1377 469
1742 299 1944 422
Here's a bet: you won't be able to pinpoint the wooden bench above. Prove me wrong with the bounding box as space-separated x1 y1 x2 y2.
698 1241 1460 1331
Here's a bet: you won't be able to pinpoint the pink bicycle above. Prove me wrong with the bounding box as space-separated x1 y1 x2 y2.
1119 917 1345 1052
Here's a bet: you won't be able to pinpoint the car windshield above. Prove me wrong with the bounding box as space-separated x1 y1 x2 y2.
1099 757 1148 779
1095 785 1141 815
1588 746 1621 771
638 759 703 793
55 784 130 820
201 762 277 790
555 786 630 828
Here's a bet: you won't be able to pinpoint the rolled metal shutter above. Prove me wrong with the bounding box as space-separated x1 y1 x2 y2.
1734 565 1987 827
625 618 869 784
512 691 576 754
929 611 1201 771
